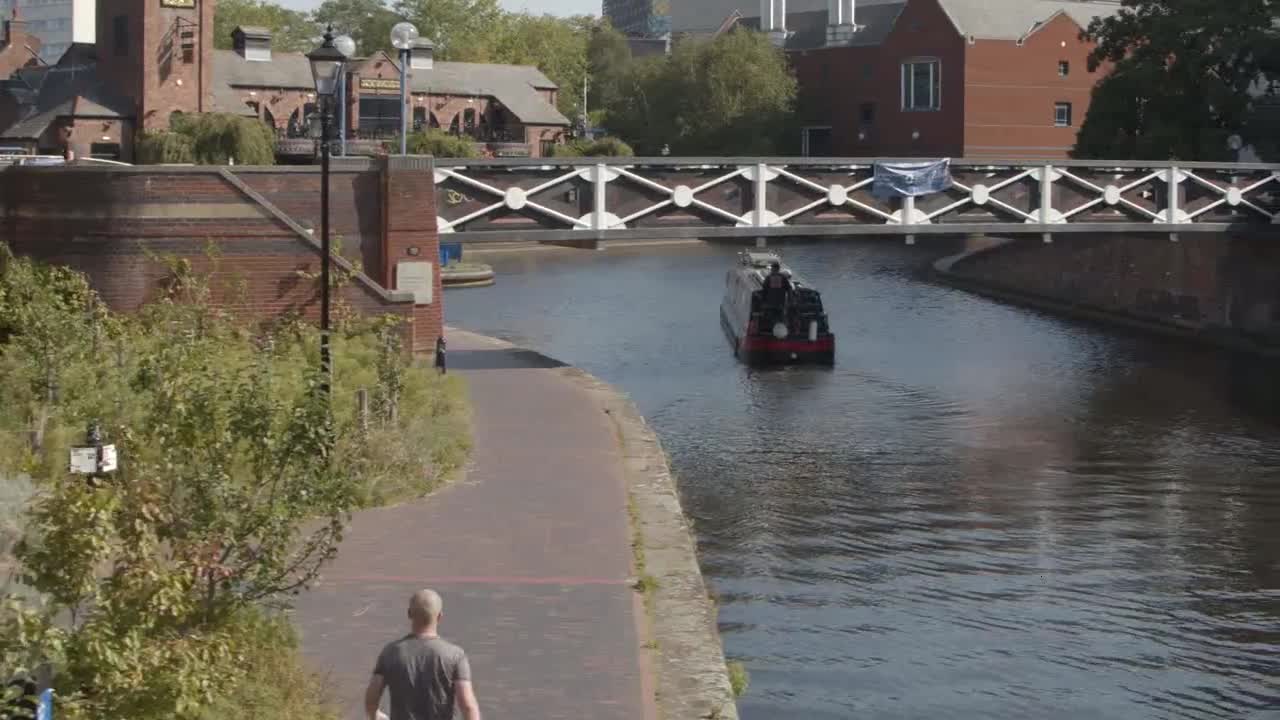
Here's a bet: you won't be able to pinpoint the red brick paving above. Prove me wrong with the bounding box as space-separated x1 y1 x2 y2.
293 329 647 720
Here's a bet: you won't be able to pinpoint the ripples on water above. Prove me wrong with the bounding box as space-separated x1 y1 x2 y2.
446 241 1280 720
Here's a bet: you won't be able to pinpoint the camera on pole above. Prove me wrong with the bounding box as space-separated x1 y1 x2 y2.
68 421 117 488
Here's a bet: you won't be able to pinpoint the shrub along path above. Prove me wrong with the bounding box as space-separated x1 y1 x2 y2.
292 328 651 720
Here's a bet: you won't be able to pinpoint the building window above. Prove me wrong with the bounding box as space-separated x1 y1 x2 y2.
90 143 121 160
1058 60 1069 77
540 139 556 157
245 40 270 62
859 102 874 125
112 15 127 56
1054 102 1073 127
901 59 940 111
358 97 400 136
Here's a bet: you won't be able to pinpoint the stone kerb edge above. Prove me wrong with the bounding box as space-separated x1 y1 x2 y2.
565 370 740 720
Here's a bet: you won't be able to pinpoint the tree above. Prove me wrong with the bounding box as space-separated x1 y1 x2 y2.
313 0 401 56
1076 0 1280 161
600 55 672 154
586 22 632 121
170 113 276 165
487 14 593 118
393 0 504 60
135 130 196 164
212 0 315 53
603 29 796 155
0 261 358 719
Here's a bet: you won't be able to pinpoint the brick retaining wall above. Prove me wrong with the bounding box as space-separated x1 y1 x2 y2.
942 233 1280 351
1 158 443 353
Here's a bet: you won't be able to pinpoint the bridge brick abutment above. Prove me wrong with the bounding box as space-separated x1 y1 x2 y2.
1 157 443 353
936 232 1280 355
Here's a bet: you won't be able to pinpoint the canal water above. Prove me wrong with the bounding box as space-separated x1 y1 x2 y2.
446 240 1280 720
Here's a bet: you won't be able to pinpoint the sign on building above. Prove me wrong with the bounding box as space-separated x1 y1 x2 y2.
359 78 401 93
161 0 196 7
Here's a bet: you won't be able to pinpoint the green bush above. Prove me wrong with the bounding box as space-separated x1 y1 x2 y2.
137 112 277 166
551 136 634 157
727 660 750 697
135 130 195 164
196 610 338 720
0 250 471 718
405 129 480 158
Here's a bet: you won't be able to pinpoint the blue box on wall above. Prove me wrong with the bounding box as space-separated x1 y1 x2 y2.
439 243 463 266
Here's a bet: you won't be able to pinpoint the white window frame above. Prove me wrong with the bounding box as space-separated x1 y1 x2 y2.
901 58 941 112
1054 102 1072 127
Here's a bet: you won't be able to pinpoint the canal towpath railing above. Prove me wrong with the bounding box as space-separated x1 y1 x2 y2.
432 157 1280 243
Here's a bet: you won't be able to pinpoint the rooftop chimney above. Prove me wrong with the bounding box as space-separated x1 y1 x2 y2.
409 38 433 70
232 25 271 61
761 0 788 47
826 0 857 45
4 8 24 46
1 7 42 69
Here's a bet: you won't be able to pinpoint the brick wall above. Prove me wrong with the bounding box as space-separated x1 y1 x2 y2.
1 161 443 354
382 155 442 348
948 234 1280 345
787 0 965 157
237 162 386 284
964 13 1109 159
65 116 133 160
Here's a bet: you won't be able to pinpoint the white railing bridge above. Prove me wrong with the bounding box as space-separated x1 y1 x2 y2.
432 157 1280 243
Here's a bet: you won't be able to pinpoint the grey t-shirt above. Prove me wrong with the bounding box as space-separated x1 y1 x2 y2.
374 634 472 720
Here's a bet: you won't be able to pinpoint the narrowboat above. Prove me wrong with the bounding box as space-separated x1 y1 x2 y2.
720 251 835 365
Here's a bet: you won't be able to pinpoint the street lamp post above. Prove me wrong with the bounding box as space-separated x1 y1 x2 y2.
390 22 419 155
334 34 356 156
307 25 349 392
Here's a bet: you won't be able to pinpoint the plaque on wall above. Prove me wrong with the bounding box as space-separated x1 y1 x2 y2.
397 261 433 305
161 0 196 7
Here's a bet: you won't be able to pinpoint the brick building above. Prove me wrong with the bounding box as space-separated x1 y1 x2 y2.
0 0 569 160
0 0 94 63
742 0 1121 159
0 10 40 83
216 28 570 160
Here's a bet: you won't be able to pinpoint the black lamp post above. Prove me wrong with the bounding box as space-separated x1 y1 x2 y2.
307 26 348 392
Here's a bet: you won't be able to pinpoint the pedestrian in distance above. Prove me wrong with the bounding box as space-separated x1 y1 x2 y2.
364 589 480 720
435 336 447 375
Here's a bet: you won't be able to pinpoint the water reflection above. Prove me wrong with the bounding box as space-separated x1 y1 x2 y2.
446 240 1280 720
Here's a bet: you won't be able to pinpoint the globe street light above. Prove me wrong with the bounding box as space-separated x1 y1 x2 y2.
390 21 419 155
333 33 356 156
307 25 349 392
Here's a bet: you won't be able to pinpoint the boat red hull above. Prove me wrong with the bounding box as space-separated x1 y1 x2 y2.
738 334 835 365
720 305 835 365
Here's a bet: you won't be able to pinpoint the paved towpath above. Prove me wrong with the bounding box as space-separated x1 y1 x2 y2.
293 328 651 720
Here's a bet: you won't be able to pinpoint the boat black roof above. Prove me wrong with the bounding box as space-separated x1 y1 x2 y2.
735 251 816 290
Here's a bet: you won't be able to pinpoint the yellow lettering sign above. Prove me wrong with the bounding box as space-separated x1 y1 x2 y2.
359 78 401 92
161 0 196 7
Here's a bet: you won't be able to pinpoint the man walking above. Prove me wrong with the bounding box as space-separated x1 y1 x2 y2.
364 589 481 720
